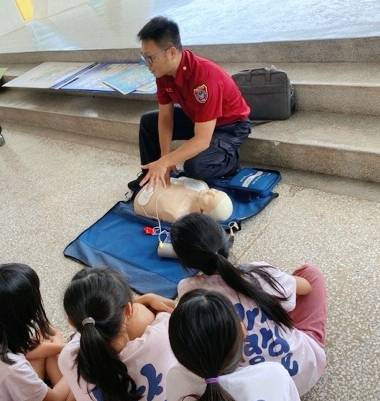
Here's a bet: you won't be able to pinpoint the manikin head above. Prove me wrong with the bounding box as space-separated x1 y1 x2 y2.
198 189 233 222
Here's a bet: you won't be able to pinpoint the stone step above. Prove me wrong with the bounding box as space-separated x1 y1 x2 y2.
2 61 380 116
0 89 378 183
240 112 380 183
1 37 380 64
226 62 380 117
0 89 151 142
3 120 380 202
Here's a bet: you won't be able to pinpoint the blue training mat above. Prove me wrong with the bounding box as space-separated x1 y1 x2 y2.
64 202 187 298
64 168 281 298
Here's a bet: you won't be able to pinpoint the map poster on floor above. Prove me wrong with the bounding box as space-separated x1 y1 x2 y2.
103 64 155 95
59 63 138 92
4 62 96 89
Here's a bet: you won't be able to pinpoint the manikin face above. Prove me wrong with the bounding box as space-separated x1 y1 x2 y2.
140 39 177 78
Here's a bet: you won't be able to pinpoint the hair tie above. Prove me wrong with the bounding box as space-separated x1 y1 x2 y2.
82 317 95 327
205 377 219 384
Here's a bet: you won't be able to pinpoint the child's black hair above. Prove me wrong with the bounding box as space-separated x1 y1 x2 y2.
171 213 293 329
63 267 141 401
137 16 182 50
0 263 52 364
169 289 243 401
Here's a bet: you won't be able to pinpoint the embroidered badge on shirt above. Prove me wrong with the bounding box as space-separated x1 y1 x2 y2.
193 84 208 103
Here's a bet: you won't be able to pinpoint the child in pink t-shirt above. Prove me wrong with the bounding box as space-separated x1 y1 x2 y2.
59 267 177 401
0 263 72 401
171 213 327 396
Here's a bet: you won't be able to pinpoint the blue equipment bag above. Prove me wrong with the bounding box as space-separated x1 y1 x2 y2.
208 167 281 198
210 168 281 229
64 168 280 298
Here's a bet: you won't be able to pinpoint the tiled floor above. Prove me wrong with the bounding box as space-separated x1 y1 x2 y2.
0 124 379 400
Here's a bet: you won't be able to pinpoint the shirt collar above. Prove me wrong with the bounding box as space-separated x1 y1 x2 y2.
174 50 191 87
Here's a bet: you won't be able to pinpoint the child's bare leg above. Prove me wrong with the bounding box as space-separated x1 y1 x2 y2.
30 358 46 380
46 355 62 385
290 264 327 347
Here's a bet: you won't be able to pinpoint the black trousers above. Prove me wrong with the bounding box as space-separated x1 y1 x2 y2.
139 107 251 180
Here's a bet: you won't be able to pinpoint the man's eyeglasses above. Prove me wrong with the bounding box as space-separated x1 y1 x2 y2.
140 47 171 65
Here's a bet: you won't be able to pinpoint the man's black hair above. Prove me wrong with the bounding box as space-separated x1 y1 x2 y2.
137 16 182 50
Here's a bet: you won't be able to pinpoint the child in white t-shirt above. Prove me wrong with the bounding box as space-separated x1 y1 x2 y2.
171 213 327 396
0 263 72 401
59 267 177 401
167 288 300 401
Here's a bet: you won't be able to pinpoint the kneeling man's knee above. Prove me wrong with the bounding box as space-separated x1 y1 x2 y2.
183 157 209 179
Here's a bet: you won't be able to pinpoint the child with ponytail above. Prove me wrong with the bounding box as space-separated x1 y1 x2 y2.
167 289 300 401
59 267 176 401
171 213 327 396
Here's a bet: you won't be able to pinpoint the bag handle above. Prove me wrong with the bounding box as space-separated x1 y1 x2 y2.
237 66 280 83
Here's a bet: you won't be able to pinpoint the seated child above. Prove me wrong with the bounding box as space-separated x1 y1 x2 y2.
167 289 300 401
59 267 177 401
171 213 327 396
0 263 72 401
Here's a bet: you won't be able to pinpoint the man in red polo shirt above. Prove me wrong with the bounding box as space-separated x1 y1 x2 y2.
128 16 251 191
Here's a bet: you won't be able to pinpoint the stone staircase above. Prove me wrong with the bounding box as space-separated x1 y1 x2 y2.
0 37 379 183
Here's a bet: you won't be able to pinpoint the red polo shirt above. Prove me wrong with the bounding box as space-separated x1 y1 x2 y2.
156 50 250 126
